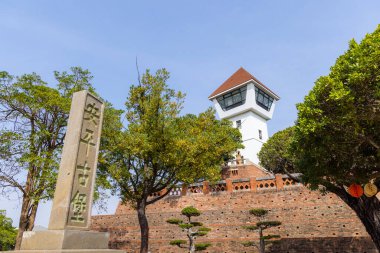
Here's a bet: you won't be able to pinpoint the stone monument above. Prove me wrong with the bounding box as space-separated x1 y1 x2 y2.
14 91 124 253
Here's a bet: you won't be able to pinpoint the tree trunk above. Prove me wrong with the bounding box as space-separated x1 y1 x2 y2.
259 228 265 253
15 196 31 250
188 230 195 253
333 186 380 251
26 201 39 231
137 200 149 253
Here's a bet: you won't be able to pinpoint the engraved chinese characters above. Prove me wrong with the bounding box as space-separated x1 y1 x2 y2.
48 91 104 231
71 192 87 223
67 96 103 227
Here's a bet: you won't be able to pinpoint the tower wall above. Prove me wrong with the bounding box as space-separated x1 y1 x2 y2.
228 111 268 164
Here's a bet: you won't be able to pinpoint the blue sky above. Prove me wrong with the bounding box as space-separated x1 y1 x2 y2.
1 1 380 227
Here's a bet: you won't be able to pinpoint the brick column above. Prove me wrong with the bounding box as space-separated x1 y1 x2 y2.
250 177 257 192
275 174 284 190
226 179 233 192
160 188 168 196
203 181 210 194
181 185 188 196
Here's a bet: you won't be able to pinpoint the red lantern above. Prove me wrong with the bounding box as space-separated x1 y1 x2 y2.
348 184 363 198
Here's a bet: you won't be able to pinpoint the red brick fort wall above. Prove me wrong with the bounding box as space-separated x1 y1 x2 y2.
91 175 377 253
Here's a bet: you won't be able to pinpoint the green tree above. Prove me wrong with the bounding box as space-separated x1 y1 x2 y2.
242 208 281 253
0 210 17 251
294 26 380 249
166 206 211 253
100 68 242 253
258 127 296 175
0 68 95 249
259 26 380 249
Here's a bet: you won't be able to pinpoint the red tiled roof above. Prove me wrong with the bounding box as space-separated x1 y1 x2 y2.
208 67 279 99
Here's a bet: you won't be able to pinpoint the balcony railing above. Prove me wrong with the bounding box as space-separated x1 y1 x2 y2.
226 158 249 166
148 174 302 198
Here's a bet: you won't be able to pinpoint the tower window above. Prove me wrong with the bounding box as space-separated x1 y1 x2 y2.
255 87 274 111
216 86 247 111
259 130 263 140
236 120 242 129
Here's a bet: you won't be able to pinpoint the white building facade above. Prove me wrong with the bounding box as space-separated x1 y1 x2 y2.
209 67 280 165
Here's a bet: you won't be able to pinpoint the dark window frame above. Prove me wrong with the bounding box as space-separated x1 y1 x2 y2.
216 86 247 111
255 87 274 111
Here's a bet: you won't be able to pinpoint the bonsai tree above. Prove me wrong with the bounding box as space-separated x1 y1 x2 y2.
242 208 281 253
166 206 211 253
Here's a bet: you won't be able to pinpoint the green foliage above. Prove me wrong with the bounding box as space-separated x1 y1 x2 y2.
166 218 183 224
181 206 201 218
261 235 281 240
258 127 296 174
0 210 17 250
242 241 256 247
249 208 268 217
195 243 211 251
257 221 282 228
0 68 95 195
243 221 281 230
198 227 211 232
169 240 186 246
100 69 243 206
242 225 258 230
95 103 125 211
190 221 203 227
195 227 211 236
179 223 194 229
97 69 241 252
261 27 380 190
257 26 380 250
0 69 88 199
246 208 281 230
294 26 380 189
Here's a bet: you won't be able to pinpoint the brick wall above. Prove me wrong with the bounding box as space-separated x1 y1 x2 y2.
91 185 377 253
221 164 270 179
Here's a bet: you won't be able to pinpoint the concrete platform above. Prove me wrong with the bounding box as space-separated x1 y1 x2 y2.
20 230 110 250
9 250 124 253
10 230 126 253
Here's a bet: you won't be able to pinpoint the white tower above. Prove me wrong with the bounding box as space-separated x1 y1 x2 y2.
209 67 280 165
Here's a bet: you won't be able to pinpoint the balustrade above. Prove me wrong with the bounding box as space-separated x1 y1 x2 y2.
232 179 250 191
169 186 182 196
188 184 203 194
283 177 300 187
210 182 227 192
148 174 301 198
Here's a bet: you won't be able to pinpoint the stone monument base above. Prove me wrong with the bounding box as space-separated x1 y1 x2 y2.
9 230 125 253
13 250 123 253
